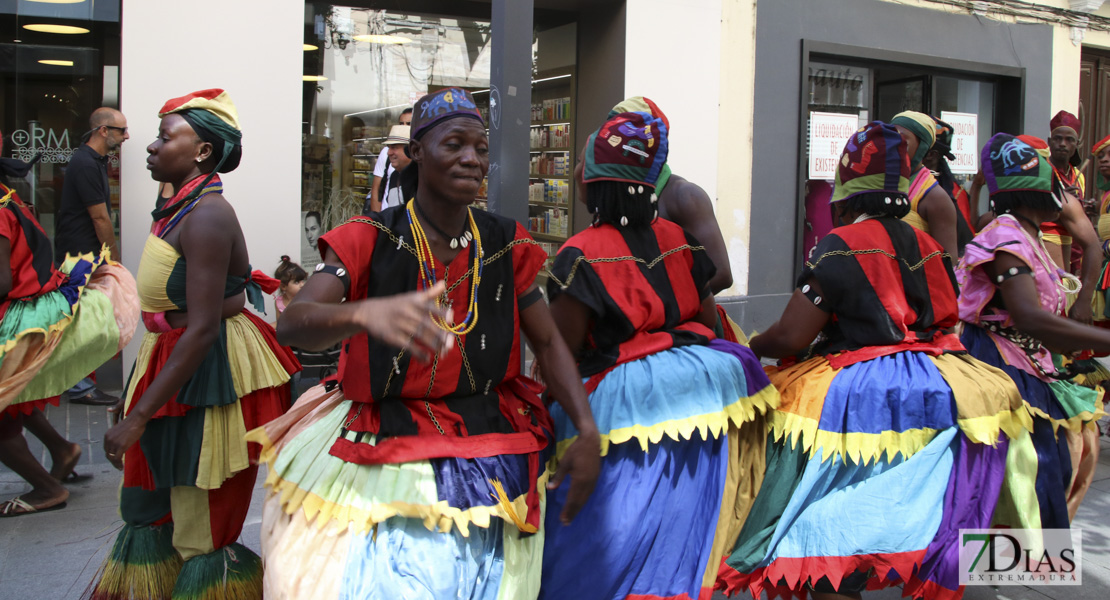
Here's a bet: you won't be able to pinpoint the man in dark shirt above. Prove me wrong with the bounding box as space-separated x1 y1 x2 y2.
55 107 128 406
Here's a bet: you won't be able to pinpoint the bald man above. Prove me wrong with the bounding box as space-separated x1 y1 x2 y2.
55 107 128 406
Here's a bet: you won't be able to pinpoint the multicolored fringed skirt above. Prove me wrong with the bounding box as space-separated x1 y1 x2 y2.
1 249 138 417
247 383 552 600
541 339 778 600
716 350 1036 600
961 324 1105 527
85 310 296 600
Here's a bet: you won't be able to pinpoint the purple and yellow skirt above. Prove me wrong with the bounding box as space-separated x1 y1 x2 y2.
716 350 1035 600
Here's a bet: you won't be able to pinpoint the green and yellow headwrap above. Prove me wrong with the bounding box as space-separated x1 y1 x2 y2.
158 88 242 173
890 111 936 167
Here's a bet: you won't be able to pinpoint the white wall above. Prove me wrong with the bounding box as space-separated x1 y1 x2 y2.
625 0 754 297
624 0 722 203
119 0 303 368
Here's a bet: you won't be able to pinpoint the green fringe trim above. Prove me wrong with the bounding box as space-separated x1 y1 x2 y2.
83 523 183 600
171 543 262 600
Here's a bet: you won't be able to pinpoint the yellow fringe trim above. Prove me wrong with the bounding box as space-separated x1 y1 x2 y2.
243 420 553 540
958 408 1033 446
553 384 780 459
0 246 109 357
769 403 1038 466
259 468 549 538
1022 398 1107 436
768 409 940 465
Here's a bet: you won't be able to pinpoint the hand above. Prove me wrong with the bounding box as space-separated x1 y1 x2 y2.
547 430 600 525
358 281 454 362
103 415 147 470
1069 300 1094 325
529 360 545 386
106 397 124 426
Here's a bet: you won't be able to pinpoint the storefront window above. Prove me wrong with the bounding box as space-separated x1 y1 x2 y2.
300 4 493 268
301 3 578 271
1 0 122 242
802 57 1000 260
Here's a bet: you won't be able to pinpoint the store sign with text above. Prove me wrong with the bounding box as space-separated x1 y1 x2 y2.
940 111 978 175
6 123 76 164
808 111 859 180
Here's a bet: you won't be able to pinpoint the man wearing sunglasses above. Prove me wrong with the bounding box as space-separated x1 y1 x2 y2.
55 107 128 407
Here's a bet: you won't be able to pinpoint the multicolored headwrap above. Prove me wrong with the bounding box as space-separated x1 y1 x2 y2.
890 111 936 167
830 121 910 204
1093 134 1110 193
931 117 955 160
1050 110 1081 137
1092 133 1110 157
608 96 673 193
981 133 1052 197
158 88 242 173
1016 134 1050 159
608 97 670 133
583 111 669 188
410 88 485 141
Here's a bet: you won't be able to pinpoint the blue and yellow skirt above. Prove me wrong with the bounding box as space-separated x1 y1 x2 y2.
717 349 1035 600
542 339 778 600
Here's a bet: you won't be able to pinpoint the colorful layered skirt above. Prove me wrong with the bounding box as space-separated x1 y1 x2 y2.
961 324 1105 527
1 249 138 417
86 309 296 600
541 339 778 600
716 349 1036 600
247 380 555 600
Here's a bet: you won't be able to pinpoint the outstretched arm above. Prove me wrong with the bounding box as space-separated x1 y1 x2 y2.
991 252 1110 352
749 278 831 359
277 248 451 360
524 289 600 524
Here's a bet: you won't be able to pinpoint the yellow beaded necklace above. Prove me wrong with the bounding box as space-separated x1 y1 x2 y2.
406 199 484 335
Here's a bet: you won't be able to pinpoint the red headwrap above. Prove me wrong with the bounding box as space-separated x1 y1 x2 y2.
1093 134 1110 157
1050 110 1081 136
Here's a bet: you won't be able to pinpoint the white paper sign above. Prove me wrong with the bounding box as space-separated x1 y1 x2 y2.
808 112 860 180
940 111 978 174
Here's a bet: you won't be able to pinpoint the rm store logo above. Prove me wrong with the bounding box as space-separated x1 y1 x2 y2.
959 529 1082 586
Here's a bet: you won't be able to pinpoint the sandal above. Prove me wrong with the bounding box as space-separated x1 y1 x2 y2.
0 496 68 518
61 471 93 483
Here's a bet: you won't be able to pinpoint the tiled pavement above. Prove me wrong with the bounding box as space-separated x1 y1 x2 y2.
2 359 1109 599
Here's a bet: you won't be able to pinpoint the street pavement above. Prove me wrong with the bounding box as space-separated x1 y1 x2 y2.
2 368 1109 599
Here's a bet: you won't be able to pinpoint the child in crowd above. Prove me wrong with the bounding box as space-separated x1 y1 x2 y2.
271 256 337 396
273 255 307 320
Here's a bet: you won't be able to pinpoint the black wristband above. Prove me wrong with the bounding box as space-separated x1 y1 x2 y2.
994 265 1033 284
314 263 351 296
519 287 544 310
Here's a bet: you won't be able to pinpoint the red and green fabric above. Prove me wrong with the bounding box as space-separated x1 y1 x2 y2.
583 111 669 188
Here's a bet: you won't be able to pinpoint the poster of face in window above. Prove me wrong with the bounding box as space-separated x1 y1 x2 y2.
301 210 322 271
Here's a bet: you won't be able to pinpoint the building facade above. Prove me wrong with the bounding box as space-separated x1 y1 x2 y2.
4 0 1110 371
